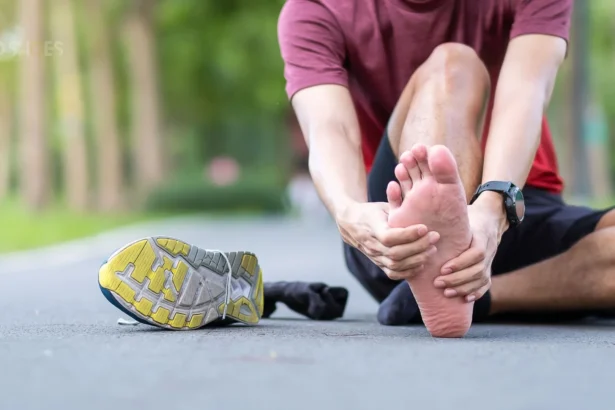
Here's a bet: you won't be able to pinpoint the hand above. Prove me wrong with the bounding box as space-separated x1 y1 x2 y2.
337 201 440 280
433 193 507 302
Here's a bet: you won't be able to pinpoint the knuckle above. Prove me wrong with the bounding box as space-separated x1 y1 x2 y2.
476 250 487 260
387 249 402 262
384 269 400 280
376 231 391 246
388 261 402 271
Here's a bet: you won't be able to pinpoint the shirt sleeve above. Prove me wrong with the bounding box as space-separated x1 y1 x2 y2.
278 0 347 100
510 0 572 42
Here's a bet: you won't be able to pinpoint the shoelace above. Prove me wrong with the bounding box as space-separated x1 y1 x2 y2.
215 250 233 320
118 250 234 325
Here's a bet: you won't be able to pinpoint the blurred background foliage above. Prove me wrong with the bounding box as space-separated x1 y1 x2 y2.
0 0 612 251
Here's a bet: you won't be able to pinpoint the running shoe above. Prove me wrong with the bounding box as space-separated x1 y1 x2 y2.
98 236 264 330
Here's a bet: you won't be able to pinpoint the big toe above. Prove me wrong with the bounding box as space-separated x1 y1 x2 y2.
427 145 460 185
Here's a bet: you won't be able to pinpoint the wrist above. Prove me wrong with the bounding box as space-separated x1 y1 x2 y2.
333 197 361 222
472 191 510 235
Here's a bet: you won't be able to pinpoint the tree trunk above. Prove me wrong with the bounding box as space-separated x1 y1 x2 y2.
124 0 165 196
19 0 50 210
85 0 124 211
0 85 11 200
50 0 90 211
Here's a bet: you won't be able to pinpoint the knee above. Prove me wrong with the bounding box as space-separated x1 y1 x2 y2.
420 43 490 92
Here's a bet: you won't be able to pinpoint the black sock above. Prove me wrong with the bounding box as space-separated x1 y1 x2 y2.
263 281 349 320
377 282 493 325
377 281 421 325
472 290 491 322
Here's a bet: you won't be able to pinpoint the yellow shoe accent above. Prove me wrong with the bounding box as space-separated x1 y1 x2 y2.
116 282 136 303
99 240 148 291
134 297 153 316
151 307 170 324
157 238 189 256
169 313 187 328
99 264 122 291
173 240 185 255
162 288 176 302
147 267 165 293
172 261 188 292
188 314 204 329
130 242 157 283
255 268 264 317
218 296 259 324
241 254 257 276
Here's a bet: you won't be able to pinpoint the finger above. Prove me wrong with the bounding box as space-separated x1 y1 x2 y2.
384 265 425 281
443 276 490 298
376 246 436 272
440 246 486 274
466 282 491 303
386 181 403 211
375 224 429 247
434 263 484 288
399 150 421 183
394 163 412 194
386 231 440 261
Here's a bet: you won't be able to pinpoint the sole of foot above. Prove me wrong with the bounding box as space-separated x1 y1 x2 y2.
387 144 473 338
98 236 264 330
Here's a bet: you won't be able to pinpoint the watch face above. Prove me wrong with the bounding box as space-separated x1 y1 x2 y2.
513 187 525 221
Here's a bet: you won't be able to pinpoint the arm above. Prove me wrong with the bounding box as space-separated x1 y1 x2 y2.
279 2 436 275
279 1 364 217
435 0 572 300
293 85 435 275
475 34 567 233
292 85 367 218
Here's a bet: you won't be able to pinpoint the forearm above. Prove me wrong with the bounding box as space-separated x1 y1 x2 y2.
482 86 548 187
476 85 552 234
308 126 367 218
476 35 565 234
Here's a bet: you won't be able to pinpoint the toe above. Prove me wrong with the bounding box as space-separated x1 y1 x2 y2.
394 162 412 193
428 145 460 185
399 151 421 183
386 181 403 211
411 144 432 178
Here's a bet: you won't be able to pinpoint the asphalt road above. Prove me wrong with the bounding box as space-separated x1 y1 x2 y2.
1 216 614 410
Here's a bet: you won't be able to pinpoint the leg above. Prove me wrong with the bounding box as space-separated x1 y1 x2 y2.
488 191 615 316
343 43 492 335
387 43 490 200
385 44 491 337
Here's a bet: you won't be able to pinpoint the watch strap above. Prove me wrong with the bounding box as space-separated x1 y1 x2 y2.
470 181 513 204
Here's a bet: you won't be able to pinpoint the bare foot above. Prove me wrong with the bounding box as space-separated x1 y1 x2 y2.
387 144 472 338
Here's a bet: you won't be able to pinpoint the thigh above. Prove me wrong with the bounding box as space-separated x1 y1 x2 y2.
492 187 615 275
343 132 401 303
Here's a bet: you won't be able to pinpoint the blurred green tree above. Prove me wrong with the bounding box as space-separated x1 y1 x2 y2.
18 0 50 210
124 0 166 197
50 0 89 211
82 0 124 211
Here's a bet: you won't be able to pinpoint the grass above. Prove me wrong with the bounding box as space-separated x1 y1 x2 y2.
0 199 166 253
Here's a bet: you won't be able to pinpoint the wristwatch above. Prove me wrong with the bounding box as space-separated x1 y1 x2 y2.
470 181 525 226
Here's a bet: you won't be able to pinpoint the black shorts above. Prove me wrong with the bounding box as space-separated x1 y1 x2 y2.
344 134 613 304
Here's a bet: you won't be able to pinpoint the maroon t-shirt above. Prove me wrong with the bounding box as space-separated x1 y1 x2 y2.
278 0 572 193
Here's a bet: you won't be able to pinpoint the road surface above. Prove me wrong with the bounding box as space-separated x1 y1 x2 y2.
1 216 613 410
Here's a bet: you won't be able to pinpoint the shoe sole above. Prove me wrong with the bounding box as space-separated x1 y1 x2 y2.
98 236 264 330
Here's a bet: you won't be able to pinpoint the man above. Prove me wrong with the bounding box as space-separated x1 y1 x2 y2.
278 0 615 337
